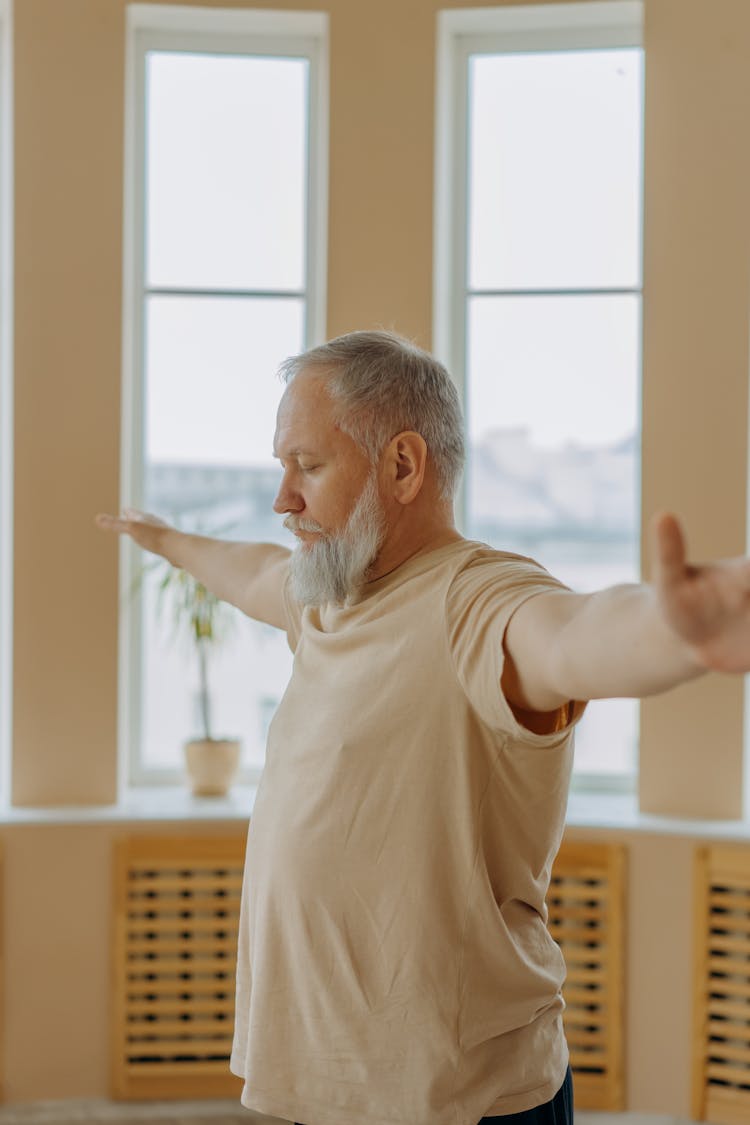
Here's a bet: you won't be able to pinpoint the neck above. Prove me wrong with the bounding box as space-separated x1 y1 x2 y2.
367 504 463 584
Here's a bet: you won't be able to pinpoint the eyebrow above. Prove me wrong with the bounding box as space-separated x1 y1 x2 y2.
271 448 318 461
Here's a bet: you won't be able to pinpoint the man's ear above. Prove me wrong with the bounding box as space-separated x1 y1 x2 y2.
385 431 428 504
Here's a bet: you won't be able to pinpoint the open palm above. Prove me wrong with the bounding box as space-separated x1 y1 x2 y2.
94 507 173 554
651 513 750 673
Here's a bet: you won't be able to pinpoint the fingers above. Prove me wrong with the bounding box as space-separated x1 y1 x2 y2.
94 512 129 533
94 509 146 533
651 511 687 586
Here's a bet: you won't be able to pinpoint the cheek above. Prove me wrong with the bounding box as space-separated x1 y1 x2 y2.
307 476 354 521
319 498 353 532
305 460 370 527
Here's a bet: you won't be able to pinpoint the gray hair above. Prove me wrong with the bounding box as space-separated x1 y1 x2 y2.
278 330 465 500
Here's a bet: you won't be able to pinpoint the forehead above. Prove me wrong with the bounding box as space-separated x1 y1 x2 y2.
273 370 341 454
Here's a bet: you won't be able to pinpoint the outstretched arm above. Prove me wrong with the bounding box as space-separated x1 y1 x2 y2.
94 508 291 629
502 512 750 714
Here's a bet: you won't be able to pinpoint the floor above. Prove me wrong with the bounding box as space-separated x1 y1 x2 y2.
577 1117 698 1125
0 1102 701 1125
0 1102 255 1125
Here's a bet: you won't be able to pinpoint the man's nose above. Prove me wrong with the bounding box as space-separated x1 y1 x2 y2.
273 476 302 515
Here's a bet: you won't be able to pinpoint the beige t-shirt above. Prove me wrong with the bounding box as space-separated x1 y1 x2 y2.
230 539 585 1125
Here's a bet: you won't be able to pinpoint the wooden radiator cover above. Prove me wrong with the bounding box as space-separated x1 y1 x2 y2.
112 834 246 1100
548 838 627 1111
113 832 625 1106
693 844 750 1125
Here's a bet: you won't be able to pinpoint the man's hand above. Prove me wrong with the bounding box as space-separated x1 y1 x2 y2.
94 508 174 560
651 512 750 674
504 510 750 714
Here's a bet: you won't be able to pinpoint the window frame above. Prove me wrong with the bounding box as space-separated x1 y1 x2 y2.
120 4 328 791
434 1 644 795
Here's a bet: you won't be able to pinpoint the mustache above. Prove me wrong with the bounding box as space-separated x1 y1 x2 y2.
283 514 327 535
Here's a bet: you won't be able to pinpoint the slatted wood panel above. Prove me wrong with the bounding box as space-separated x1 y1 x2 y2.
693 844 750 1125
547 839 626 1111
112 834 246 1100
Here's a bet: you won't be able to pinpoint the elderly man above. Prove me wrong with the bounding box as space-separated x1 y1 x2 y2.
96 330 748 1125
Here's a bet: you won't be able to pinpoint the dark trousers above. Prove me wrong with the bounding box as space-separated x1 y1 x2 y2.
481 1065 573 1123
295 1064 574 1125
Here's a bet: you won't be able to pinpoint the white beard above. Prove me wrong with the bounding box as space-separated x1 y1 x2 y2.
286 473 386 607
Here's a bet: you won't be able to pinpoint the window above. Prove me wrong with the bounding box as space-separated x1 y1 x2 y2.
0 0 12 805
435 2 643 790
121 5 328 788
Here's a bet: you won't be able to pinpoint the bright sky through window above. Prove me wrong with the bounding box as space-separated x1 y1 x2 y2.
467 48 643 453
145 52 308 467
469 49 642 292
146 52 307 290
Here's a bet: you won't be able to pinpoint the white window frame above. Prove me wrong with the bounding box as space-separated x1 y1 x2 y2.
119 4 328 792
0 0 14 808
434 2 643 795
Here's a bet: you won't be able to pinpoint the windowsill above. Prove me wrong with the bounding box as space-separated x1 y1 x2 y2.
0 787 747 841
565 789 750 840
0 785 259 825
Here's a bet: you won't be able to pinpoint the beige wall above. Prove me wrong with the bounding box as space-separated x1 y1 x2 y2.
640 0 750 818
6 0 750 1111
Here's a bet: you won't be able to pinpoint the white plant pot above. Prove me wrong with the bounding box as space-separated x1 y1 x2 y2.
183 737 241 796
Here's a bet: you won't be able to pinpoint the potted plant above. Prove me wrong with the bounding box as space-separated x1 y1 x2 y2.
132 522 243 797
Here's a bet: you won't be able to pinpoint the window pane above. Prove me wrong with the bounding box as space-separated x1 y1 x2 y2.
141 564 293 772
146 52 308 291
467 294 639 459
466 294 640 777
145 294 304 466
468 48 643 290
573 697 636 776
141 294 301 773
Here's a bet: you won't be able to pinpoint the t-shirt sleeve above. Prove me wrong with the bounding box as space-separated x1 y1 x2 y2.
280 568 304 652
445 551 587 743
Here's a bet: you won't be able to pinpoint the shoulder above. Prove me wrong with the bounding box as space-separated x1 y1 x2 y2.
444 540 569 643
447 539 560 592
